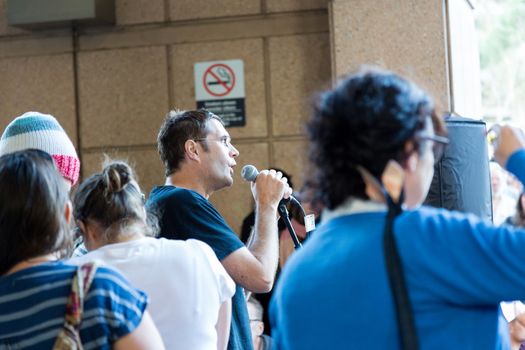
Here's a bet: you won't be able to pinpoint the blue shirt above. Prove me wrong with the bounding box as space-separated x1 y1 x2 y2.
0 262 148 350
507 149 525 186
270 149 525 350
147 186 251 350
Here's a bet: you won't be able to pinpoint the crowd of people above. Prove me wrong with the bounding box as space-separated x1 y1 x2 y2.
1 67 525 350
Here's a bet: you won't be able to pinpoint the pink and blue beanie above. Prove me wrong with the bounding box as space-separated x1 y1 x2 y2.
0 111 80 185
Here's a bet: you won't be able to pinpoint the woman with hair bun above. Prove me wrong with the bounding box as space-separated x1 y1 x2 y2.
70 160 235 350
270 67 525 349
0 150 164 349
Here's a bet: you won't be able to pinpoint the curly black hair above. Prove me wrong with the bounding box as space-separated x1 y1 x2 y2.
308 67 445 210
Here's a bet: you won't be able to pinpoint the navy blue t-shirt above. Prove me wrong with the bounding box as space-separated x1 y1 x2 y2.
147 186 252 350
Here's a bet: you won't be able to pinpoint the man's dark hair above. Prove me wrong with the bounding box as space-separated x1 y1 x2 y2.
157 109 222 176
0 149 70 275
308 67 446 210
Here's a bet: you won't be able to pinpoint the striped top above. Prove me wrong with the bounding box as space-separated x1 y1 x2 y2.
0 261 148 350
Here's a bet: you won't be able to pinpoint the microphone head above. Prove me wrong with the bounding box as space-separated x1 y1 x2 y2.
241 165 259 182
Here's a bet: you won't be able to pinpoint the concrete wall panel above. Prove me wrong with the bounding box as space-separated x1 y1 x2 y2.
171 39 267 139
116 0 165 25
81 147 164 196
330 0 450 111
0 54 77 144
269 33 330 136
169 0 260 21
266 0 327 13
77 46 169 148
272 139 309 190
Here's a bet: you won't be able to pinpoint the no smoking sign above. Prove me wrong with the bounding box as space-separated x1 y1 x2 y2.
203 64 235 97
194 60 245 127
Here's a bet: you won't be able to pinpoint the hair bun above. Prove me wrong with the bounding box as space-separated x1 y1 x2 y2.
102 161 133 194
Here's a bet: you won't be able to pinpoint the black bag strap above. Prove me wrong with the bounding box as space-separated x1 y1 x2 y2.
383 192 419 350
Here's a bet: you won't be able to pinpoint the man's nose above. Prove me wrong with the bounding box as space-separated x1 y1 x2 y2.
230 144 239 157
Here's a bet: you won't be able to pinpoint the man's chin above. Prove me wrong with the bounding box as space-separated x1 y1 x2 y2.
220 177 234 188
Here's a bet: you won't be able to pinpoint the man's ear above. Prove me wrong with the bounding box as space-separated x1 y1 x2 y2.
184 139 201 162
64 200 72 225
403 140 418 173
405 151 419 173
255 321 264 336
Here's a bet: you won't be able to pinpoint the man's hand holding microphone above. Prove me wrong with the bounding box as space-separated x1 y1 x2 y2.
241 165 293 213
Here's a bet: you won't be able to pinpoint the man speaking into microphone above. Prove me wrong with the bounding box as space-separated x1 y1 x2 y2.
147 109 291 350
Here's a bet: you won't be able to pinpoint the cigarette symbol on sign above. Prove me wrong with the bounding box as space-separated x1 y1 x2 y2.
203 64 236 97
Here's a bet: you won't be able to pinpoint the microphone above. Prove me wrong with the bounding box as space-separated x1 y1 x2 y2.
241 164 305 249
241 164 300 206
241 164 259 182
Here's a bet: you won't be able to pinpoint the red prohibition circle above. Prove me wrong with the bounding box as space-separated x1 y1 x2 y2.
202 63 236 97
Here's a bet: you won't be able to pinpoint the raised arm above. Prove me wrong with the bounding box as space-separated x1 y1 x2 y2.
222 169 291 293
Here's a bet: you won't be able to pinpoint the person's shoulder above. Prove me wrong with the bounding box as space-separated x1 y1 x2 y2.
184 238 217 256
68 253 113 269
10 262 78 282
149 185 185 200
159 238 218 258
156 237 215 254
405 205 487 225
86 263 147 305
156 236 196 250
89 263 134 288
81 263 148 339
149 186 208 205
398 205 495 240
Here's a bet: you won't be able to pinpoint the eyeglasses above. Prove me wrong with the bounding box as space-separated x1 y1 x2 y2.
416 134 449 163
194 136 234 149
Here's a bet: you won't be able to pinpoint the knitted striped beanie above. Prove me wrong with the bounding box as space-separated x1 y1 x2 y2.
0 112 80 185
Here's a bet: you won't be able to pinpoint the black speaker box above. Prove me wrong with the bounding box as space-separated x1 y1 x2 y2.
424 116 493 222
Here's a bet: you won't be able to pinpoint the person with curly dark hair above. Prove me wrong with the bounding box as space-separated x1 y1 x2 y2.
270 67 525 349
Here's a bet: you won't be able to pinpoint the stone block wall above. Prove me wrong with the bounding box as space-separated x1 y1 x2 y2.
0 0 330 233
